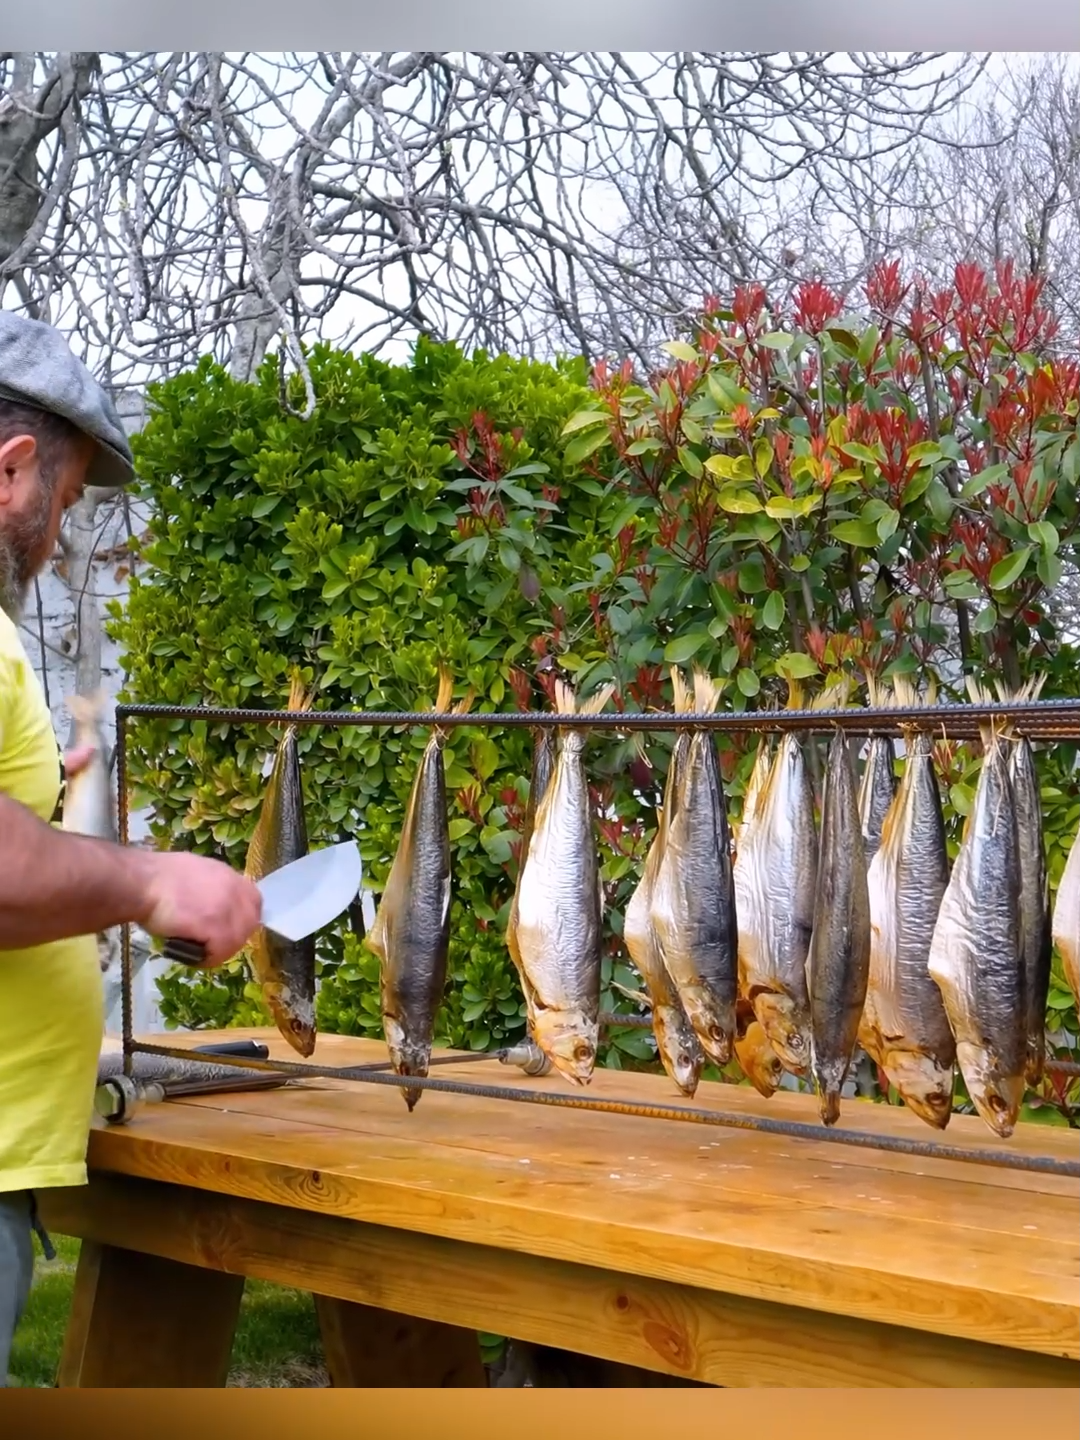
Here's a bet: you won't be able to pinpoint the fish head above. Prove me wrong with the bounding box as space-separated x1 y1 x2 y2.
955 1042 1025 1138
879 1049 954 1131
263 982 316 1058
734 1021 784 1097
531 1009 598 1085
653 1010 703 1096
750 991 810 1076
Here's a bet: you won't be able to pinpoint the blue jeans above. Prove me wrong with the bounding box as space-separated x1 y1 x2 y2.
0 1191 52 1386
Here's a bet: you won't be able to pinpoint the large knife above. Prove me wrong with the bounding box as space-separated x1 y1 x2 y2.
160 840 362 966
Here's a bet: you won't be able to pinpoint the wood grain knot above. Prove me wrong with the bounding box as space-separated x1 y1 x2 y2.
643 1320 693 1372
615 1293 630 1312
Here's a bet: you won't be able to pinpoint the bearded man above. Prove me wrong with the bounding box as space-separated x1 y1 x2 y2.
0 310 262 1382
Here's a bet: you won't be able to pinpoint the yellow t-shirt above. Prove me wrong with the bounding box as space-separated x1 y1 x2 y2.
0 609 103 1193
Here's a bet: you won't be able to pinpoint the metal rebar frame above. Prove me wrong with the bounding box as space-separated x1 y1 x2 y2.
114 696 1080 1182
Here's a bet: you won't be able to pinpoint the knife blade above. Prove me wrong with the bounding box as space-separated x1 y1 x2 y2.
161 840 362 966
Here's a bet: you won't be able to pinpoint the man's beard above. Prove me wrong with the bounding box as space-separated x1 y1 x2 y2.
0 480 54 622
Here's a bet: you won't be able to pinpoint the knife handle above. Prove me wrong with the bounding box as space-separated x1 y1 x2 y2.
161 937 208 966
192 1040 270 1060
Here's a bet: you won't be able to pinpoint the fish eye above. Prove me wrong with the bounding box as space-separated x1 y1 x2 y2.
988 1093 1006 1113
573 1041 592 1062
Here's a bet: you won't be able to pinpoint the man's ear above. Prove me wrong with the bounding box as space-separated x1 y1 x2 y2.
0 434 40 503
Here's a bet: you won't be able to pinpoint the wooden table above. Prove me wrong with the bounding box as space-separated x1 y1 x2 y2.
40 1029 1080 1389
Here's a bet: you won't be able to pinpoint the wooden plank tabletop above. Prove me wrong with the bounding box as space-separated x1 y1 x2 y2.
89 1028 1080 1364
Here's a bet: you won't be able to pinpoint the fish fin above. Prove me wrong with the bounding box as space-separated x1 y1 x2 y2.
611 980 652 1009
670 667 692 715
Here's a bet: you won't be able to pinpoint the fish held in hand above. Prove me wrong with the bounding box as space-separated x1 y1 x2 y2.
651 668 738 1068
807 726 872 1126
623 670 704 1097
244 672 318 1058
859 678 955 1129
927 698 1025 1139
513 678 615 1085
62 690 116 842
734 681 820 1077
367 668 472 1110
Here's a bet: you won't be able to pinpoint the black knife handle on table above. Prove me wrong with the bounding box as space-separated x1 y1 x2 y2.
192 1040 271 1060
161 937 208 965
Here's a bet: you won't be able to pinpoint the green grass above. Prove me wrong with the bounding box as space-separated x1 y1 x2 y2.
8 1235 329 1388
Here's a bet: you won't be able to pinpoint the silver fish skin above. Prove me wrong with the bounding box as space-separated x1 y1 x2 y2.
858 735 897 866
927 727 1026 1138
1007 736 1053 1088
860 730 956 1129
62 691 116 842
624 722 704 1097
736 731 818 1077
513 680 614 1085
651 673 739 1067
368 672 469 1109
1052 820 1080 1011
507 725 557 1038
807 728 872 1126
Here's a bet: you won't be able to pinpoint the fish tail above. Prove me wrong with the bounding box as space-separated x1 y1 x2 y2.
670 666 693 715
965 675 1009 749
865 672 891 711
577 681 616 718
785 677 805 711
810 677 853 712
433 665 455 715
285 667 315 715
691 665 721 715
553 677 578 717
65 689 108 726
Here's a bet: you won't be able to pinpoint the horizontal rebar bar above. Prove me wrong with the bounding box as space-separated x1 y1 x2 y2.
114 697 1080 740
125 1040 1080 1180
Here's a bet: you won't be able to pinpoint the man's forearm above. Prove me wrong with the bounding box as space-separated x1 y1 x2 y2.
0 793 154 949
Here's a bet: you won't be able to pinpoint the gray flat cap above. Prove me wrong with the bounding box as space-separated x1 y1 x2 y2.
0 309 135 488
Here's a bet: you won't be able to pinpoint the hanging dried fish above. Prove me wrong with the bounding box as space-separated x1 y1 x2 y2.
623 670 704 1097
367 668 473 1109
734 680 823 1078
244 672 318 1058
807 725 872 1126
651 668 739 1068
506 722 557 1041
512 677 615 1085
859 677 956 1129
927 693 1026 1139
858 676 897 867
995 678 1053 1088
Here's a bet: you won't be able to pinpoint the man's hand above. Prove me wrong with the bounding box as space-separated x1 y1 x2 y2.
63 744 98 778
135 850 263 968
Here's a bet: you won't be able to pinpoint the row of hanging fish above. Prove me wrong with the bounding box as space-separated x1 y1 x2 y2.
507 666 1080 1140
236 664 1080 1137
